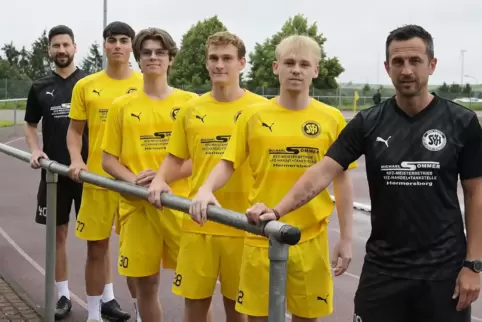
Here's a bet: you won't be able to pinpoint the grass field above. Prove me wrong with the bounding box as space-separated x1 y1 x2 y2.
0 120 14 127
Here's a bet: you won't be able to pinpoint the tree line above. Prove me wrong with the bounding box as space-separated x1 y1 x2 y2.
0 14 343 96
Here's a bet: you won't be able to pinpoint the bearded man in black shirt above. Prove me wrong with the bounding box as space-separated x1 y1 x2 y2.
244 24 482 322
24 25 88 320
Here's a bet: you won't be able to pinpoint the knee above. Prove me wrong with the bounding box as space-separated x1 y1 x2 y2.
87 239 109 260
185 297 212 313
55 225 68 246
136 275 160 296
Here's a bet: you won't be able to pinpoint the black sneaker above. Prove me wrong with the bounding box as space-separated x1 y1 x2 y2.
54 296 72 320
101 299 131 321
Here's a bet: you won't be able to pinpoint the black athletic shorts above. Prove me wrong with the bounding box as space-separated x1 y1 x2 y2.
35 175 83 226
353 267 471 322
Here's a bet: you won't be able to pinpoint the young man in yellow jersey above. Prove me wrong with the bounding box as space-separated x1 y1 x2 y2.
66 21 142 322
147 31 267 322
189 35 356 322
101 27 198 322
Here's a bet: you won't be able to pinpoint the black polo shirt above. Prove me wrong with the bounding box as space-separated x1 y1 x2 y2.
24 68 89 170
326 94 482 280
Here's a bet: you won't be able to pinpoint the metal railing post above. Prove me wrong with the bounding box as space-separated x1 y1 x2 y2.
45 169 57 322
267 236 289 321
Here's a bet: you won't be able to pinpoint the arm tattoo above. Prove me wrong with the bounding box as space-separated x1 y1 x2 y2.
287 181 319 214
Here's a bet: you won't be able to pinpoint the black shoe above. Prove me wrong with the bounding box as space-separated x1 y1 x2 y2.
101 299 131 321
54 296 72 320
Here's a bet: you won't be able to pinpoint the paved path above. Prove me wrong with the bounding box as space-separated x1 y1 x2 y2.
0 277 42 321
0 129 481 321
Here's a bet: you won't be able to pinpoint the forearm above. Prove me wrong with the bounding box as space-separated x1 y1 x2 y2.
274 157 344 217
102 152 136 184
173 159 192 182
24 123 41 152
201 160 234 192
464 190 482 260
155 154 185 184
333 171 354 241
67 125 84 163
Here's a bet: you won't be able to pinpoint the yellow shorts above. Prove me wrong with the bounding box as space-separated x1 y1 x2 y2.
75 188 119 241
117 200 182 277
236 228 333 318
172 232 244 301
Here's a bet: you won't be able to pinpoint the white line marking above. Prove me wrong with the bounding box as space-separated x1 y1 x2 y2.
0 136 88 310
0 225 88 310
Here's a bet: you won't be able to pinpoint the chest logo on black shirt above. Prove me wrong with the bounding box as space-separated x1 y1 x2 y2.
376 136 391 148
46 90 55 97
302 121 321 138
92 89 102 96
422 129 446 152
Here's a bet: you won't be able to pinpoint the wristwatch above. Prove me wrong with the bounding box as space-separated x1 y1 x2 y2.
463 260 482 273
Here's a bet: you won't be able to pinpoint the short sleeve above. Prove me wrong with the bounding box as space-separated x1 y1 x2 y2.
101 100 123 158
325 112 365 170
333 110 358 170
167 105 190 160
222 108 253 169
69 81 87 120
458 115 482 180
24 85 42 124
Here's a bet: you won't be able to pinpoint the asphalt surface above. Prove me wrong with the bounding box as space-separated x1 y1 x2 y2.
0 127 481 322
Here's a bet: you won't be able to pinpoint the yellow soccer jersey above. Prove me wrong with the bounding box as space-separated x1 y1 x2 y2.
69 70 143 188
167 90 267 236
223 98 357 245
102 89 198 200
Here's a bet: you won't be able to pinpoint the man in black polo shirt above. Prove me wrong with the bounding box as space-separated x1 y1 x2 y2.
244 25 482 322
24 25 88 320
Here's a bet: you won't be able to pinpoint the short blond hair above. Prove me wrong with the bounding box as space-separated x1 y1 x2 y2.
205 31 246 59
132 27 178 62
275 35 321 62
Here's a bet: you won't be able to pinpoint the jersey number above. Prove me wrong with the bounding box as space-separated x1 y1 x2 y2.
38 206 47 217
76 221 85 232
119 255 129 268
237 290 244 304
173 273 182 287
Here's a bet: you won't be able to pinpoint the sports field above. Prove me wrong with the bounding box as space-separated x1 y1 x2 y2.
1 126 482 321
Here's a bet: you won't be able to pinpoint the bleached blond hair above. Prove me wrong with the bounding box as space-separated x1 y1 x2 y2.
275 35 321 62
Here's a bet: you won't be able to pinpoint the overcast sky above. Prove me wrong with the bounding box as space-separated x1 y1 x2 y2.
2 0 481 86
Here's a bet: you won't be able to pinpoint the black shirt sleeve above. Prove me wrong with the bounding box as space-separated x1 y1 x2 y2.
325 112 365 170
24 85 42 124
458 115 482 180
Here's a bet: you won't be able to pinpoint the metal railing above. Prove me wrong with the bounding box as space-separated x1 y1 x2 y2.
0 143 301 322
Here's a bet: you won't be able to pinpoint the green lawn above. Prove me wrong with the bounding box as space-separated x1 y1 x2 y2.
0 120 14 127
0 100 26 110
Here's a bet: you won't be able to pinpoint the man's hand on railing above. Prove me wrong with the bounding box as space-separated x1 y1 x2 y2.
189 187 221 226
29 149 49 169
147 178 172 210
135 169 157 188
245 203 280 224
68 160 87 182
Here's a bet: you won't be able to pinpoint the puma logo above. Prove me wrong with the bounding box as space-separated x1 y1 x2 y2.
262 122 274 132
126 88 137 94
92 89 102 96
376 136 391 147
317 295 328 304
196 114 206 123
131 112 141 121
46 90 55 96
